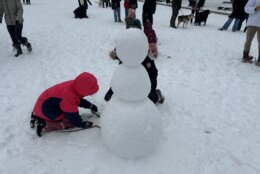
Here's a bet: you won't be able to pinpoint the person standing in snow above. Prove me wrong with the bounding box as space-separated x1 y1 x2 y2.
78 0 92 18
124 0 130 19
0 0 32 57
111 0 122 22
170 0 182 28
142 0 157 26
189 0 205 23
242 0 260 65
31 72 99 137
218 0 248 32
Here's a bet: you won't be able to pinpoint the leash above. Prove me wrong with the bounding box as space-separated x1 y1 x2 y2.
179 9 185 15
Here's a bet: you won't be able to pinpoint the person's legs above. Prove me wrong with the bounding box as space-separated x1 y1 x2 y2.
256 27 260 65
244 26 257 53
232 19 240 32
220 18 233 30
118 7 122 22
243 26 257 62
15 23 32 52
257 27 260 55
170 7 179 28
6 25 18 44
114 9 117 22
7 25 22 56
190 9 196 23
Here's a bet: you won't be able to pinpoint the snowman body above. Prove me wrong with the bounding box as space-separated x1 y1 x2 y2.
101 29 162 158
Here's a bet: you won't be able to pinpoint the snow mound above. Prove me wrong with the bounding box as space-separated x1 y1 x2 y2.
100 98 162 159
111 65 151 101
116 28 149 67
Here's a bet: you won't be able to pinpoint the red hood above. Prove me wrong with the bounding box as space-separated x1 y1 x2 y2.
73 72 99 97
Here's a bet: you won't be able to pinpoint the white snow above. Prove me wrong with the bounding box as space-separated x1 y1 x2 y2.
0 0 260 174
116 28 148 67
101 98 161 158
111 65 150 101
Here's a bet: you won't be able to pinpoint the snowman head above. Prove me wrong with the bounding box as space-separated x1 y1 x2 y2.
116 28 149 67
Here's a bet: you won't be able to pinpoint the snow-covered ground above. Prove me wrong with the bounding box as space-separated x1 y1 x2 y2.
0 0 260 174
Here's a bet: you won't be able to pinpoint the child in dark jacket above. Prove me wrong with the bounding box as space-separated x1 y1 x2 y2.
31 72 99 137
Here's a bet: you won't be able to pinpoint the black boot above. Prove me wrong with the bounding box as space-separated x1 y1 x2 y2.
36 118 46 137
24 41 32 52
13 43 23 57
242 51 253 63
155 89 165 104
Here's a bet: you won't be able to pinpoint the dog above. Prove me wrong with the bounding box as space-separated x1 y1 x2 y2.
194 10 210 26
177 14 194 28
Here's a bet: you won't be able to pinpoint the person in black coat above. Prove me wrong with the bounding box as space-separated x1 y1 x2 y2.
142 0 157 26
78 0 92 18
218 0 248 32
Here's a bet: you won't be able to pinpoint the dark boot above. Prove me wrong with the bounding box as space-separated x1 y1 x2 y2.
24 41 32 52
13 43 23 57
256 54 260 66
242 51 253 63
155 89 165 104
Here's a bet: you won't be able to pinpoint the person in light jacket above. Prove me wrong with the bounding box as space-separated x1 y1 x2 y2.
0 0 32 57
241 0 260 66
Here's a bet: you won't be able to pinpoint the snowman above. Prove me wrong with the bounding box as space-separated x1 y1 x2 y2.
101 28 162 159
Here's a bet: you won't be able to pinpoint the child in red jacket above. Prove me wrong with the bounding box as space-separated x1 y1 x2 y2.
31 72 99 137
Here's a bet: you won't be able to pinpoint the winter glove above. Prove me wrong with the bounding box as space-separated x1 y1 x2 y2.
91 104 98 112
82 121 93 129
0 20 2 24
16 20 20 25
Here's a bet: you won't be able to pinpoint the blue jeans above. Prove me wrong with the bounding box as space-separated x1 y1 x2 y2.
113 7 121 22
221 18 241 32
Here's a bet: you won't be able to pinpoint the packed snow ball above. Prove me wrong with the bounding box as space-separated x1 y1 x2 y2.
111 65 151 101
101 98 162 159
116 28 149 67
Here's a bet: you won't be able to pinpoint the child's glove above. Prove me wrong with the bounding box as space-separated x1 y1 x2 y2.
82 121 93 128
91 104 98 112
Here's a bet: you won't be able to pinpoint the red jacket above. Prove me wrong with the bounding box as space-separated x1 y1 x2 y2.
33 72 98 127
